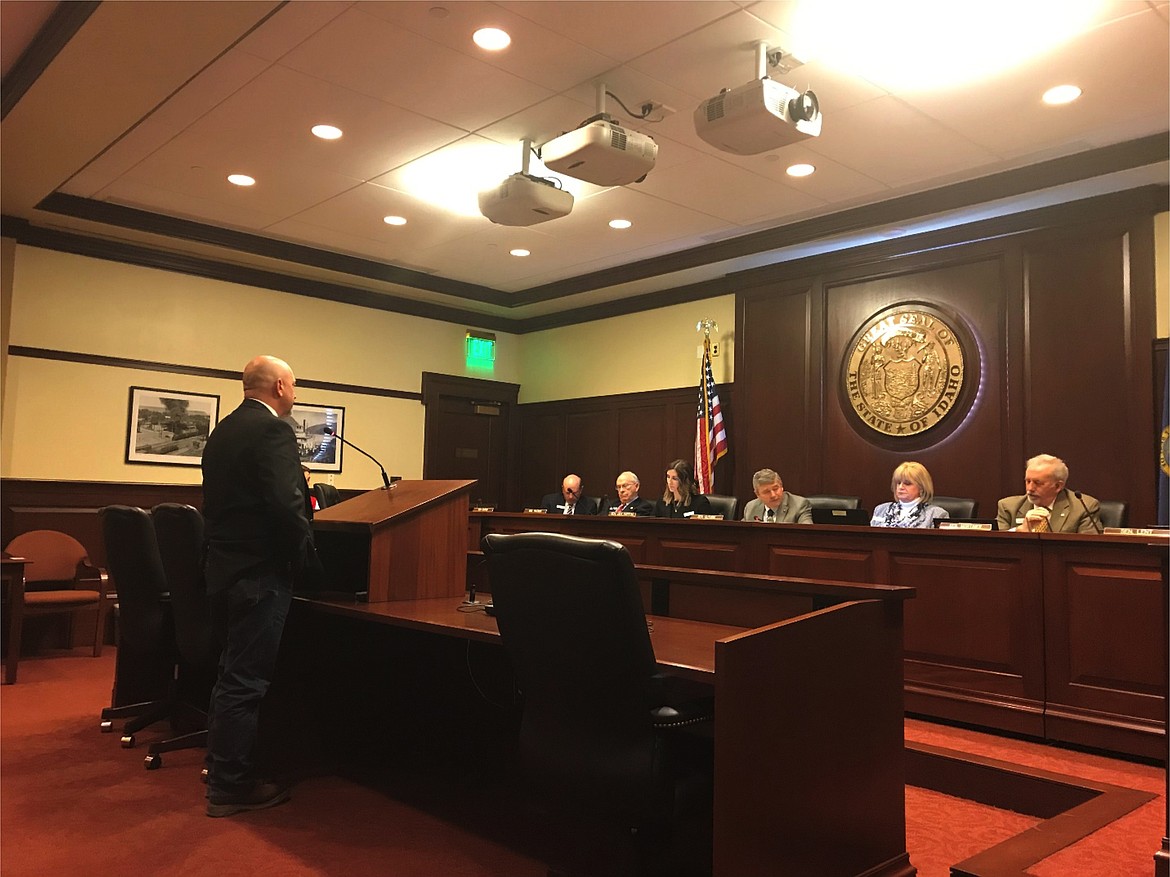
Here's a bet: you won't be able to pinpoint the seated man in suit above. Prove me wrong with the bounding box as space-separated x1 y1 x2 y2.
996 454 1102 533
539 473 597 515
741 468 813 524
602 471 655 516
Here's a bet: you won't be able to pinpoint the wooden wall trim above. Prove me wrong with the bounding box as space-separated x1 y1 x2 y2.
5 168 1163 335
8 345 424 401
1 2 99 120
3 218 517 334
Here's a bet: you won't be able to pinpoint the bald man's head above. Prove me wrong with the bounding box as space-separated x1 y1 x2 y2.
243 355 297 416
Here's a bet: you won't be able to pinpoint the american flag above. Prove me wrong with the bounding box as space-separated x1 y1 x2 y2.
695 338 728 494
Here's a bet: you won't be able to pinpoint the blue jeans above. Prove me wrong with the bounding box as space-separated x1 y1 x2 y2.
206 570 292 798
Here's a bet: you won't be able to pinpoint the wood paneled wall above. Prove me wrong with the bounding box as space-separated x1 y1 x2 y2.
735 209 1160 523
515 386 734 512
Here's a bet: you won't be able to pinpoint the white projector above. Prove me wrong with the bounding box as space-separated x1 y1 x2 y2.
541 119 657 187
478 173 573 226
694 78 821 155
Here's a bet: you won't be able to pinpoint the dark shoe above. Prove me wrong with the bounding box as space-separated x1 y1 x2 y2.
206 781 290 818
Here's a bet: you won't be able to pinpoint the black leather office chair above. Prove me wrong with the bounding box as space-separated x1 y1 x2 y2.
98 506 176 747
702 494 737 520
805 494 861 510
146 503 217 770
483 531 713 876
1095 499 1128 529
312 482 342 510
932 496 978 519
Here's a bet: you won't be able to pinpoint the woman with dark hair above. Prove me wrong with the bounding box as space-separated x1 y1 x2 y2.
655 458 713 518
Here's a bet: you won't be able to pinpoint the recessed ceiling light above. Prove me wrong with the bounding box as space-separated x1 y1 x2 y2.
609 219 632 229
227 174 255 187
473 27 510 51
786 163 816 177
383 215 407 226
1042 84 1082 105
509 248 530 257
311 124 343 140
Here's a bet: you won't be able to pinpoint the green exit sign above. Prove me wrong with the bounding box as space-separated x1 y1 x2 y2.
466 331 496 367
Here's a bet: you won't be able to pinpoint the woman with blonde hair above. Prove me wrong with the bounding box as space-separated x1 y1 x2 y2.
870 461 950 528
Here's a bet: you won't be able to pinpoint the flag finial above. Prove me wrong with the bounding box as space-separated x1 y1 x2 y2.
696 319 718 340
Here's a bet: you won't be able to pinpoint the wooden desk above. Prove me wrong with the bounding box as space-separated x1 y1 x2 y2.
294 586 916 877
470 513 1167 759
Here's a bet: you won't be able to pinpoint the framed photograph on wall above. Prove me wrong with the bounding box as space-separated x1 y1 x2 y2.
126 387 219 466
287 403 344 472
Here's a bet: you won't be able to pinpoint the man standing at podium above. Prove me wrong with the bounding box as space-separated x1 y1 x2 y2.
202 355 316 817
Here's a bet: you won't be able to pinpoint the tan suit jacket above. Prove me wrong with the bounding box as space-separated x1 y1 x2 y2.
995 490 1101 533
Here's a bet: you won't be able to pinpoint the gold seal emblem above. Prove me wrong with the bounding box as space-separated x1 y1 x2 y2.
846 307 966 436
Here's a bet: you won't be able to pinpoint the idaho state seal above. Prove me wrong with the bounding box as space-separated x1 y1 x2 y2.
846 307 966 437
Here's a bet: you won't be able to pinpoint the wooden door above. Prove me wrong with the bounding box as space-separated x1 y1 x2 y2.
422 373 519 509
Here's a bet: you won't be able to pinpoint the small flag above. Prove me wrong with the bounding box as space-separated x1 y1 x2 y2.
695 337 728 494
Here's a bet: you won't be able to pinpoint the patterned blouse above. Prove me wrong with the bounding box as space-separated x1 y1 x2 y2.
870 500 950 529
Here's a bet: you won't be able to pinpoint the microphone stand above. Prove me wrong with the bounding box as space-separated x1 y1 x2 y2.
325 429 391 489
1073 490 1104 534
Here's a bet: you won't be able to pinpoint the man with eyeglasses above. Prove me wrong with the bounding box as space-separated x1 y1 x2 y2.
603 471 656 516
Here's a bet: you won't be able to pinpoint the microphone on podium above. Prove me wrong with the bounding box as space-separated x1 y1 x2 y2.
323 426 391 489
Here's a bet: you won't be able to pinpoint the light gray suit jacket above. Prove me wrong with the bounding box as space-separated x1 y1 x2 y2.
742 492 813 524
996 490 1102 533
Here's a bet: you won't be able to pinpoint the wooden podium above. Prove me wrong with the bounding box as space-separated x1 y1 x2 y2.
311 480 475 602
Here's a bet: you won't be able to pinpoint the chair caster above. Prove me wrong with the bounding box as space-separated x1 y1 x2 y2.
100 720 113 733
144 754 161 770
121 735 135 749
200 769 209 784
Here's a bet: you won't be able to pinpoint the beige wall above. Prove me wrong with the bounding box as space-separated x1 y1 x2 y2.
516 295 735 403
1 246 523 487
1 245 731 486
2 209 1165 485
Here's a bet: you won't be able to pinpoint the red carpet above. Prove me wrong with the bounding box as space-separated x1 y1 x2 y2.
1 651 1164 876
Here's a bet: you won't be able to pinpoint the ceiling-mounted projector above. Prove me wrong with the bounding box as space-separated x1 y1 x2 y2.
541 117 658 187
694 77 821 155
694 41 821 155
478 172 573 227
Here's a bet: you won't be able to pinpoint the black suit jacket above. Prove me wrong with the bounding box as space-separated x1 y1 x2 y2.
602 496 655 516
201 398 316 593
655 494 713 518
539 493 599 515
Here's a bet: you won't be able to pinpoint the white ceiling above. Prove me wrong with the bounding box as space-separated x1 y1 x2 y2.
2 0 1167 323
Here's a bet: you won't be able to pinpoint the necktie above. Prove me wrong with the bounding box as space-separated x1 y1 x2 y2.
1031 515 1049 533
764 508 775 522
564 504 573 515
616 502 626 513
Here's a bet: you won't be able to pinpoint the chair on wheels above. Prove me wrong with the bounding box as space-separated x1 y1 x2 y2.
805 494 861 510
1095 499 1128 529
932 496 978 519
2 530 110 685
312 482 342 510
702 494 738 520
146 503 217 770
483 531 713 877
97 506 176 748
